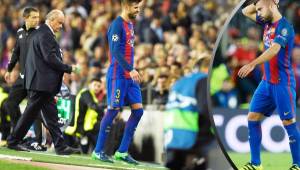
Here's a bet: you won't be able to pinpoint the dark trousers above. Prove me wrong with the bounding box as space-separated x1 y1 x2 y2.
4 77 26 128
166 149 208 170
0 99 10 140
7 90 66 150
3 77 42 143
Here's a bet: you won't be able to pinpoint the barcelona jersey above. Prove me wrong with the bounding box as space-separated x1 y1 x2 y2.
107 16 135 79
258 16 295 87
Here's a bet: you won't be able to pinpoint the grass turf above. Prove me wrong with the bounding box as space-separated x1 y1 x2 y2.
228 152 293 170
0 159 50 170
0 147 167 170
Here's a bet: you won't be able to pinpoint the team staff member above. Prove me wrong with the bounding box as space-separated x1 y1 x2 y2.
4 6 39 133
4 7 46 151
7 9 79 155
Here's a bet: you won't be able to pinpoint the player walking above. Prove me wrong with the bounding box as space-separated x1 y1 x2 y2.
239 0 300 169
92 0 143 165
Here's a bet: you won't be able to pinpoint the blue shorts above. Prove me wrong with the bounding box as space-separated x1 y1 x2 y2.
106 78 142 109
249 80 296 120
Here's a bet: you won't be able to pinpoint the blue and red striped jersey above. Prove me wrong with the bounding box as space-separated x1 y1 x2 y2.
107 16 134 79
257 16 295 87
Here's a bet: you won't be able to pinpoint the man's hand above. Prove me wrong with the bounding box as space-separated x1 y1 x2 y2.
130 69 142 83
71 65 80 74
238 63 256 78
4 72 11 83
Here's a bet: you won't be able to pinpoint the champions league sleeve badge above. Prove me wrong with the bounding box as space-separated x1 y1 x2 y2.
112 34 119 42
281 28 288 36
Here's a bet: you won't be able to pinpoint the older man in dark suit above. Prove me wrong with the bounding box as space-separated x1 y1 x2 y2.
7 9 79 155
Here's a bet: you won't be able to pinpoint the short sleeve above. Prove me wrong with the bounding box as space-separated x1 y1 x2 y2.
273 25 290 48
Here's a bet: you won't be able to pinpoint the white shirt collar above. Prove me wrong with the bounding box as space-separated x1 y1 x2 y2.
45 22 55 35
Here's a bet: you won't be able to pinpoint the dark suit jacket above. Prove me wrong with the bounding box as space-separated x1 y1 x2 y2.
25 24 72 95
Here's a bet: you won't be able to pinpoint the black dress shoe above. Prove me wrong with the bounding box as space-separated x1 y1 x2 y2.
7 144 30 152
56 146 80 155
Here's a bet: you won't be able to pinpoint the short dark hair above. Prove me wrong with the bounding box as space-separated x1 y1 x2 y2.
90 77 101 83
121 0 142 5
23 7 39 18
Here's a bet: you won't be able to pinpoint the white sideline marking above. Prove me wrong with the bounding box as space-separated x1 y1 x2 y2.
0 154 32 161
87 164 145 170
28 151 70 158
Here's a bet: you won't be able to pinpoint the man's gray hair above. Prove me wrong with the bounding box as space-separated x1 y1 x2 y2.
45 9 64 21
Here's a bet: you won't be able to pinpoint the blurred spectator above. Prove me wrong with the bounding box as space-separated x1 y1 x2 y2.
65 77 105 154
144 15 164 44
152 74 169 110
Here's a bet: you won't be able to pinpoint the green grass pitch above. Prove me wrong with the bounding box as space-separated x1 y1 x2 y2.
0 147 167 170
0 159 50 170
228 152 293 170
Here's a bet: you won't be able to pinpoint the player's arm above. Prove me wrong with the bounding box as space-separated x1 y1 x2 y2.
5 33 20 82
109 23 133 72
238 43 281 78
242 2 257 22
238 25 290 78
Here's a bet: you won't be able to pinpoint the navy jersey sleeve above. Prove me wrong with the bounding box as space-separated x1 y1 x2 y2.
108 21 133 72
273 23 292 48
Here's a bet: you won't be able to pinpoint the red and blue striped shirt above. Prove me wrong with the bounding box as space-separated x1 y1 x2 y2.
107 16 134 79
258 16 295 87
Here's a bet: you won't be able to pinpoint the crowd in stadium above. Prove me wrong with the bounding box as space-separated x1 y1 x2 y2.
0 0 238 107
212 0 300 109
0 0 238 159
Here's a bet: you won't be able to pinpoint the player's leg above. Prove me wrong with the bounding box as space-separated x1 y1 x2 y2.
93 78 126 162
240 81 275 170
275 85 300 169
246 112 264 170
283 119 300 170
114 80 143 165
93 108 119 153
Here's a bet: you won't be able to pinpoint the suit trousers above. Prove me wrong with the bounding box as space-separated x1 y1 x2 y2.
7 90 65 150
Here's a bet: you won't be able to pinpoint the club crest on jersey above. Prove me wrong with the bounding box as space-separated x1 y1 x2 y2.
112 34 119 42
127 39 134 47
19 34 23 39
281 28 287 36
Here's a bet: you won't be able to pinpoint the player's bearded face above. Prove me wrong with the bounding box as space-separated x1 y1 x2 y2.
256 2 273 23
127 3 140 19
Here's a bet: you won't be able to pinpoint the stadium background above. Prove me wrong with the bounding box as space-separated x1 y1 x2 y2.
0 0 240 168
210 0 300 169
